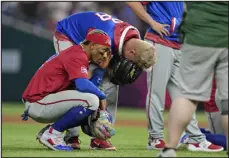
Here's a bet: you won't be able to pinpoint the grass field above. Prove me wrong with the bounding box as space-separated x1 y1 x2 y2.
2 102 227 157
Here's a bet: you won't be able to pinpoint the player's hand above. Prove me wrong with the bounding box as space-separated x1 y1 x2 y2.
94 110 116 139
150 21 170 37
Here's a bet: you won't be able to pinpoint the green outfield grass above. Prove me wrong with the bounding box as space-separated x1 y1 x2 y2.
2 102 227 157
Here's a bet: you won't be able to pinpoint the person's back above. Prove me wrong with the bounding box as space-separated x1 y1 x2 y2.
144 2 184 43
56 11 122 50
182 2 228 48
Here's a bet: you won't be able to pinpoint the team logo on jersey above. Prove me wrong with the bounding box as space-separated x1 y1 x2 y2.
81 67 88 74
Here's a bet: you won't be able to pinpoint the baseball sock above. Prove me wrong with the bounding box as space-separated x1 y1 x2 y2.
52 106 94 132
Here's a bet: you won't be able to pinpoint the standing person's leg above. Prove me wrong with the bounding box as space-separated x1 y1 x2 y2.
214 48 228 151
101 75 119 125
145 41 175 150
89 73 118 150
158 44 224 157
167 49 206 149
204 79 224 134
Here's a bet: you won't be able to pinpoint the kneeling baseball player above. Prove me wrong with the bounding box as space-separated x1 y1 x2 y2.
21 31 115 151
38 11 156 151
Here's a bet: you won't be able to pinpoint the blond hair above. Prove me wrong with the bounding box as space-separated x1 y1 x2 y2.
135 40 156 69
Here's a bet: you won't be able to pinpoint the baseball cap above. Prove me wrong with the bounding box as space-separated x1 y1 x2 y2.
86 29 111 47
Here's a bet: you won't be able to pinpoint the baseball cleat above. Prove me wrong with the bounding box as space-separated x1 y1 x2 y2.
64 136 81 150
89 138 116 151
147 138 165 150
187 140 224 152
176 133 189 149
39 126 73 151
36 124 51 140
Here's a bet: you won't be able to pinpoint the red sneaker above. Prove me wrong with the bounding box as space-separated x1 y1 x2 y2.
187 140 224 152
65 136 81 150
147 138 165 150
90 138 116 151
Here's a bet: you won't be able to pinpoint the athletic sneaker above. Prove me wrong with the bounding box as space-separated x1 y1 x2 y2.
177 133 189 149
147 138 165 150
36 124 51 140
187 139 224 152
90 138 116 150
39 126 73 151
64 136 81 150
157 148 177 157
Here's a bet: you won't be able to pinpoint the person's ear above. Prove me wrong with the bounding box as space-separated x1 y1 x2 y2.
130 50 136 56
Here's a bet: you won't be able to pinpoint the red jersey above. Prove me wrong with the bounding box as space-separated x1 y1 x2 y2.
22 45 89 102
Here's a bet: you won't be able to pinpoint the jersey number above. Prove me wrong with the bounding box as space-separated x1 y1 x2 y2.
95 13 123 24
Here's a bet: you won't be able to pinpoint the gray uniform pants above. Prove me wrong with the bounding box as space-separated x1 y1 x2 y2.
145 41 205 143
53 36 118 137
205 89 225 134
24 90 99 123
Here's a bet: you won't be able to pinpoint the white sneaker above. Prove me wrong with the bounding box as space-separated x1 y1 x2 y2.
157 148 177 157
147 138 165 150
39 127 73 151
176 133 189 149
187 140 224 152
36 124 51 140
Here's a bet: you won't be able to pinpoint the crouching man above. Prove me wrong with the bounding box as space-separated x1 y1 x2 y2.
21 31 115 151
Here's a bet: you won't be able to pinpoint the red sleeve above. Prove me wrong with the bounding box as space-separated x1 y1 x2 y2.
114 22 140 52
62 46 89 81
141 2 149 5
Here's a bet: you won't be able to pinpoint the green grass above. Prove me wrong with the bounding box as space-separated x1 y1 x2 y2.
2 103 227 157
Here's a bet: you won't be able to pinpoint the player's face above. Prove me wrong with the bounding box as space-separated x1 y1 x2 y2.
90 44 112 68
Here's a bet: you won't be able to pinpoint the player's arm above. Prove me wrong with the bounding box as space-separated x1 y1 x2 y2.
75 79 106 110
126 2 156 29
75 78 106 100
126 2 169 37
64 51 107 110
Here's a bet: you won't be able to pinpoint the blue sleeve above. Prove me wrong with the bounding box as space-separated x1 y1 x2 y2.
75 78 106 100
90 68 106 87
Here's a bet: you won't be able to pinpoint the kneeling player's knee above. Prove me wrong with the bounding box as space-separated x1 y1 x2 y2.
86 94 100 111
221 100 228 115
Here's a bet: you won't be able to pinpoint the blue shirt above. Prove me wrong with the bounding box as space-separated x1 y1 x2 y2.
56 11 124 52
144 2 184 42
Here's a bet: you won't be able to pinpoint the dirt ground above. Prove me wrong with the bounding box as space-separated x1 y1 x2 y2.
2 115 208 128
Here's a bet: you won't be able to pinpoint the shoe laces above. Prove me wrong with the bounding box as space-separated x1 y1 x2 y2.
149 138 163 144
53 133 67 145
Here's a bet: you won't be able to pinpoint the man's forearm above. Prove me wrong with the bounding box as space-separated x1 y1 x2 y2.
126 2 156 27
